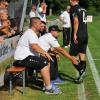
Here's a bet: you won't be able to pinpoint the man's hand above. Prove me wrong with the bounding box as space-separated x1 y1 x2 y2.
44 52 53 61
71 56 78 65
74 34 78 44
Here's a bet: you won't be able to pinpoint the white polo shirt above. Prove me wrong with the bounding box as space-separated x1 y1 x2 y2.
29 10 36 18
39 33 60 51
14 29 40 60
60 11 71 28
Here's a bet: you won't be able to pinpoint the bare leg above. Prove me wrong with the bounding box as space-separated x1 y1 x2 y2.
40 63 51 87
79 53 86 61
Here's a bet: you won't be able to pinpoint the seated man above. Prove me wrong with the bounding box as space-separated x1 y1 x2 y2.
39 25 78 84
0 12 16 36
39 21 47 36
13 17 62 95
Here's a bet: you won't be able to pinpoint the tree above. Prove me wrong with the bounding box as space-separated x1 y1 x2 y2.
39 0 100 15
46 0 69 15
93 0 100 13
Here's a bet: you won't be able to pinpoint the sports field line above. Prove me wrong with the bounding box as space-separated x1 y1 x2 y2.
93 59 100 61
87 46 100 95
77 72 86 100
78 83 87 100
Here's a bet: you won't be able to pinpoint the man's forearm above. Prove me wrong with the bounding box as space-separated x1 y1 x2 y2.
55 47 73 61
31 43 46 55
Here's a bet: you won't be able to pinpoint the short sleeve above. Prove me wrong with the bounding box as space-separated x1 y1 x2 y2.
29 12 35 18
60 11 65 18
28 32 39 44
72 8 78 18
49 36 60 48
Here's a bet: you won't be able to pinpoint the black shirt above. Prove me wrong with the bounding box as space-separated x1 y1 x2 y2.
70 5 88 39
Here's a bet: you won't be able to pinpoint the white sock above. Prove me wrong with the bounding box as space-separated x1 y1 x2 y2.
45 84 52 90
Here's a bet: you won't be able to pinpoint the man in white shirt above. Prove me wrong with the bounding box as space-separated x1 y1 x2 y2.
29 4 36 18
60 6 71 48
39 25 78 84
13 17 61 94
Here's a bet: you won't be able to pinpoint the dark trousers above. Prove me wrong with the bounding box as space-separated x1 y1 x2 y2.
13 55 49 76
50 55 58 80
63 27 70 46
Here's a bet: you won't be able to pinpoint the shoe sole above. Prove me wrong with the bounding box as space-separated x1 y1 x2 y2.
45 91 62 95
54 81 67 85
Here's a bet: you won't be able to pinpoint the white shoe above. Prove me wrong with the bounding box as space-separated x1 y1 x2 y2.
64 46 68 48
67 44 70 47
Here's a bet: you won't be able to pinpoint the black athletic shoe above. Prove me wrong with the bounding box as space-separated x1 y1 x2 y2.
75 71 86 83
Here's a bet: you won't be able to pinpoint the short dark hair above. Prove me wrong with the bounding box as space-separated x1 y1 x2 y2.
30 17 40 27
41 21 46 25
49 25 60 32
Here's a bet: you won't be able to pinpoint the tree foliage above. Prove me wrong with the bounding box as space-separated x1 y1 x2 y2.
45 0 100 15
45 0 69 14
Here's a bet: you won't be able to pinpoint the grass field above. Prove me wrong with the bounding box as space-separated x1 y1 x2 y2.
0 16 100 100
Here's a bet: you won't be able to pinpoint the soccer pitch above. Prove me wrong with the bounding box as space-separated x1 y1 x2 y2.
0 16 100 100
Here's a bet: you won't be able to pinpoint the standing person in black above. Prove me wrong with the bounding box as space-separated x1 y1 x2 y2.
69 0 88 82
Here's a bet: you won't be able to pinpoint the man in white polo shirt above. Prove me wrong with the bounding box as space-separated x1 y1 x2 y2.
13 17 62 95
29 4 36 18
60 6 71 48
39 25 78 84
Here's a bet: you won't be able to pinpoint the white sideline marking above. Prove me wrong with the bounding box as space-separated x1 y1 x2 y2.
93 59 100 61
78 83 87 100
77 72 86 100
87 46 100 95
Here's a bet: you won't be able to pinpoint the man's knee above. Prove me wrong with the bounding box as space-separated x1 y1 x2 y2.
38 56 49 70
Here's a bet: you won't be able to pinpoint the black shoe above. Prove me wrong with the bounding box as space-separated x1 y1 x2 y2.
75 71 86 83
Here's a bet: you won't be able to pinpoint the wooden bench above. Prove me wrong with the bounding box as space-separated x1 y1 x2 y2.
7 66 26 95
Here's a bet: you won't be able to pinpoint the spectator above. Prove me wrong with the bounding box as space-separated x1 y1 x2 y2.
0 12 16 36
0 1 9 9
39 24 64 84
39 25 78 84
39 21 47 36
59 6 71 48
70 0 88 82
29 4 36 18
0 36 4 43
13 17 62 94
38 2 47 23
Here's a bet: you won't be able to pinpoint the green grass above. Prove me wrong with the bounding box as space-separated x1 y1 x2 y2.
88 16 100 76
84 16 100 99
46 15 58 20
0 56 14 75
0 16 100 100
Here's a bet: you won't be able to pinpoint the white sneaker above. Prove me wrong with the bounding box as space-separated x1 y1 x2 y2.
64 46 68 48
44 84 62 95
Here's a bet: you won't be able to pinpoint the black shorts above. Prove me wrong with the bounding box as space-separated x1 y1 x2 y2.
13 55 49 70
69 37 88 56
